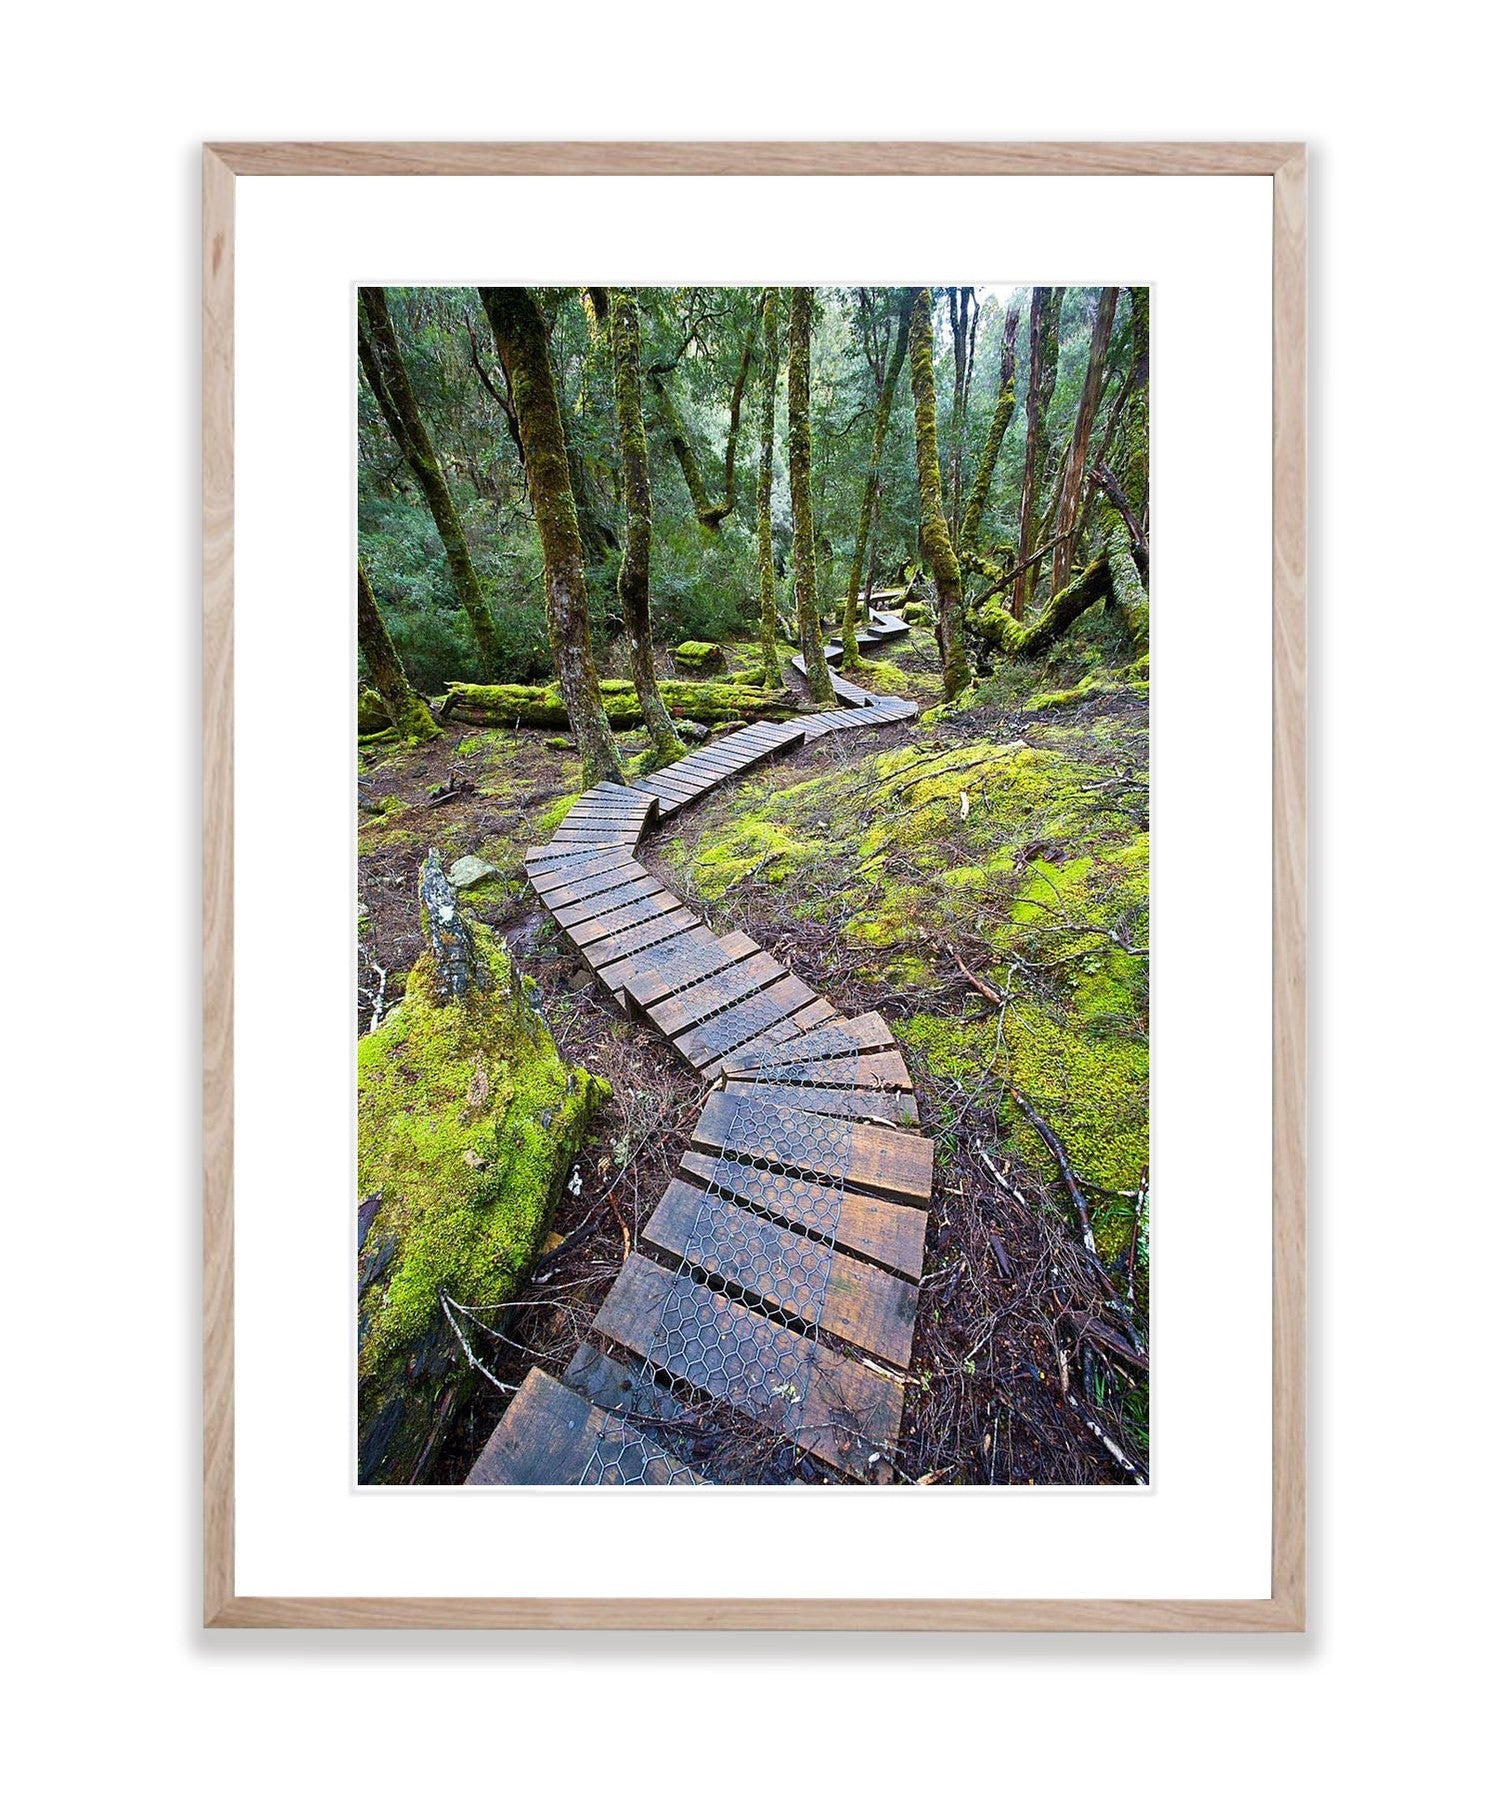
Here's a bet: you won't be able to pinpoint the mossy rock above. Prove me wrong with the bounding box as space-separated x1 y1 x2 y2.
359 686 391 734
904 600 934 627
357 924 608 1482
673 640 728 674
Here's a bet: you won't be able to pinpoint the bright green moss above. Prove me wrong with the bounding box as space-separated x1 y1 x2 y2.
682 727 1149 1236
357 924 608 1386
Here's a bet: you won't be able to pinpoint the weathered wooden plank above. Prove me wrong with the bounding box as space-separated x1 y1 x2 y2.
577 903 696 965
722 1080 919 1127
549 875 662 929
641 949 788 1037
618 929 762 1010
532 858 650 910
527 845 638 894
723 1012 894 1071
563 1340 671 1417
464 1368 698 1486
678 1149 928 1279
591 1254 904 1477
643 1180 918 1367
593 924 731 1000
693 1091 935 1203
725 1049 912 1091
566 889 684 948
672 974 820 1067
548 826 645 847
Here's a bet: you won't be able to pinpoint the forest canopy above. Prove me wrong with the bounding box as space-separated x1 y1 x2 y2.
357 285 1149 741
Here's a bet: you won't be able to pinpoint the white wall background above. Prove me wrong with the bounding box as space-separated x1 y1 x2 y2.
5 5 1490 1793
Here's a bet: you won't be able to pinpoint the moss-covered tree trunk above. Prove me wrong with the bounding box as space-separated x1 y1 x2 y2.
909 288 972 700
608 288 682 767
975 547 1112 656
958 293 1021 567
1106 525 1150 662
357 564 441 743
755 288 782 688
1014 286 1064 619
358 288 503 677
1050 289 1119 599
479 287 625 788
842 293 911 664
787 288 836 705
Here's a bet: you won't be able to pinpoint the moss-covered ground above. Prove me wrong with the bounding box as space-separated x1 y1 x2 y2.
358 611 1149 1480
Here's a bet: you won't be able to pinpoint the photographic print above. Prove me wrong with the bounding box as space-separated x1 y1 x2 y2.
356 282 1150 1488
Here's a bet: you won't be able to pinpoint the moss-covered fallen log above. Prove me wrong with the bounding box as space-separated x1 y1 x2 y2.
973 550 1113 657
440 676 795 730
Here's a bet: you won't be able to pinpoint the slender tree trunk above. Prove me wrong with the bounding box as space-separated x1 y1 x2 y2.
787 288 836 705
755 289 783 688
358 288 502 676
478 287 624 787
946 286 976 537
1050 289 1119 597
842 293 911 663
1121 286 1151 533
909 288 972 700
358 564 442 742
958 293 1022 564
1013 286 1064 619
648 302 760 532
609 289 682 767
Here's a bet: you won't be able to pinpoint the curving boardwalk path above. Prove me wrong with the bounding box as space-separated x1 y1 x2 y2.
467 613 934 1484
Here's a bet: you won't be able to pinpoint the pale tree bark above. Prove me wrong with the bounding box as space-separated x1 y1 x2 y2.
842 290 911 664
479 287 625 788
1013 286 1064 619
359 287 503 675
608 288 682 767
755 288 783 688
908 287 972 700
358 564 442 743
1049 288 1120 598
787 288 836 705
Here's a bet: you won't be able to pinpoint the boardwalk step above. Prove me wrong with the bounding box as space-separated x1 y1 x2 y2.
693 1091 934 1204
466 1368 699 1486
643 1179 918 1367
677 1150 928 1279
722 1079 919 1127
591 1253 904 1478
722 1013 895 1070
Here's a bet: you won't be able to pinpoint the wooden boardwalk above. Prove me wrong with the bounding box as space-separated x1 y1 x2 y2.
468 614 936 1484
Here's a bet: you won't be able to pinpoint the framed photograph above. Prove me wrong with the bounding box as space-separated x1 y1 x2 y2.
204 141 1305 1628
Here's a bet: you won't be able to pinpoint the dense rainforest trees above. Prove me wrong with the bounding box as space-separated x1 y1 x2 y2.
358 563 442 743
754 287 783 688
909 288 971 700
841 289 911 665
357 283 1151 747
358 288 504 676
607 287 683 766
786 288 836 705
478 287 625 787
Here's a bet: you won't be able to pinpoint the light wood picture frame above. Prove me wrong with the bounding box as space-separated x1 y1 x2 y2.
203 140 1306 1630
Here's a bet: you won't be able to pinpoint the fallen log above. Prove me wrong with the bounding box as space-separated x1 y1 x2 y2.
440 676 795 731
